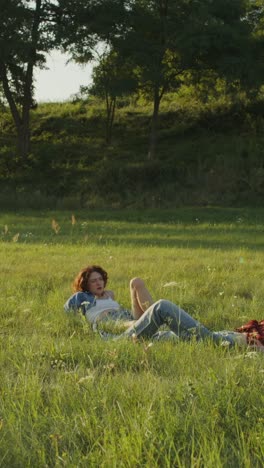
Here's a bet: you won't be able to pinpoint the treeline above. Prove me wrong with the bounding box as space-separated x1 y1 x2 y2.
0 0 264 208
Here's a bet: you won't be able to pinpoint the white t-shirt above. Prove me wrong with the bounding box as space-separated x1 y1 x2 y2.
85 297 120 323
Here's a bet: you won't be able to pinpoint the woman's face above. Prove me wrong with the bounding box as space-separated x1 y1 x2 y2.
88 271 105 297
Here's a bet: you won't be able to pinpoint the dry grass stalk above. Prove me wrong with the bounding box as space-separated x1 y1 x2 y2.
12 233 20 242
51 219 60 234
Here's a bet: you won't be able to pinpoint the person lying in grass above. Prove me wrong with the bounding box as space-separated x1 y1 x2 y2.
64 265 264 350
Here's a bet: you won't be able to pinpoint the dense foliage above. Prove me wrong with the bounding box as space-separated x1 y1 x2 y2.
0 0 59 158
1 0 264 207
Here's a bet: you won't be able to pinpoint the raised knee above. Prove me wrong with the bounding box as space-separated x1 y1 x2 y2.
155 299 171 308
130 277 145 290
156 299 165 305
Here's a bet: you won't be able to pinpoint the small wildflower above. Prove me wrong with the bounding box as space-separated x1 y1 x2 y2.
50 359 66 369
103 362 115 371
144 342 153 352
132 333 138 344
220 340 231 347
77 374 95 384
245 351 258 359
49 433 62 441
107 349 118 358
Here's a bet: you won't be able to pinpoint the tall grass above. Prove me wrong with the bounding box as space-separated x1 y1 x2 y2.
0 208 264 467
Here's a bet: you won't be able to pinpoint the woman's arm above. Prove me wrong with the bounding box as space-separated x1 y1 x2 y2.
64 292 95 314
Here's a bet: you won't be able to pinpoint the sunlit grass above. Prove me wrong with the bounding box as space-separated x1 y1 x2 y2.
0 208 264 467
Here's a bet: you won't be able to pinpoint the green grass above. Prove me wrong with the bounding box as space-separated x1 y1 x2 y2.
0 208 264 467
2 92 264 209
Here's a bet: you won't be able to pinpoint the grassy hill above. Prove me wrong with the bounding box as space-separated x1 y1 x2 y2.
1 92 264 209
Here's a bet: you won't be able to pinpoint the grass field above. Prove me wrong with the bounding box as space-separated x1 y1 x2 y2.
0 207 264 467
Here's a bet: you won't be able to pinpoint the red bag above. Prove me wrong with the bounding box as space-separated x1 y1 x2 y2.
235 319 264 346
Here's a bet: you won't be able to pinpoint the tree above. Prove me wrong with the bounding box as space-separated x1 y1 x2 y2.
119 0 189 159
57 0 131 143
89 50 137 145
0 0 59 160
180 0 264 114
54 0 263 159
56 0 189 158
184 1 254 77
115 0 256 159
56 0 126 62
242 0 264 97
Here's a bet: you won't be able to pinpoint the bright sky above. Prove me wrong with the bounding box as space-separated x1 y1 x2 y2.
34 50 93 102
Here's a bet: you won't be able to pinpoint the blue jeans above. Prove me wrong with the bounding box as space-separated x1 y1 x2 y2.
118 300 237 345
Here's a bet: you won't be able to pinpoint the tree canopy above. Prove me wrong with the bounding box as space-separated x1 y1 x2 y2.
1 0 264 160
0 0 59 159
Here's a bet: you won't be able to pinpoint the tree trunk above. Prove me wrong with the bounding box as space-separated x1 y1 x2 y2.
17 123 31 160
105 93 116 145
20 0 42 159
0 0 42 160
0 62 27 160
148 85 161 160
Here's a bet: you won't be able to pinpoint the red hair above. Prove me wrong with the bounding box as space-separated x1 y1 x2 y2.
235 319 264 346
72 265 108 292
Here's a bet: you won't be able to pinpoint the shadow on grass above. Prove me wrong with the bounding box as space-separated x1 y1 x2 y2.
1 207 264 250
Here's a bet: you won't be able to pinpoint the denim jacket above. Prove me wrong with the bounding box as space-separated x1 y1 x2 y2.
64 291 96 315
